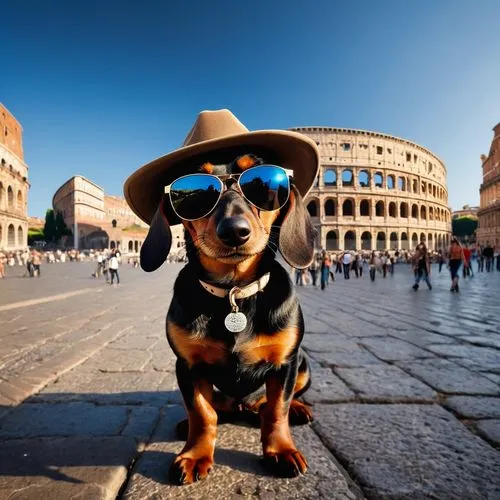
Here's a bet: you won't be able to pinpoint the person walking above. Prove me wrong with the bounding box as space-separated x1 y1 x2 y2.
369 251 377 282
484 243 494 272
356 253 364 278
381 252 388 278
109 251 120 285
448 237 464 292
294 267 303 286
438 250 445 272
412 244 432 291
308 255 319 287
335 253 342 275
320 250 331 290
462 245 473 278
342 251 352 280
477 245 484 272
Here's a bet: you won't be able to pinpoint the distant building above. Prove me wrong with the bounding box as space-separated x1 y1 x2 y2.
52 175 185 253
0 103 29 250
477 123 500 247
452 205 479 220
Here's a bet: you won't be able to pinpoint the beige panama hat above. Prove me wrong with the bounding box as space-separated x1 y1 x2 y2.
124 109 319 224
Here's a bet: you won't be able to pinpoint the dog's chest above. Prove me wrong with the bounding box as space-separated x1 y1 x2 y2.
167 320 299 368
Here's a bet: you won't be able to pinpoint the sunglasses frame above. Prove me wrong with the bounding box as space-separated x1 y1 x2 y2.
164 165 294 221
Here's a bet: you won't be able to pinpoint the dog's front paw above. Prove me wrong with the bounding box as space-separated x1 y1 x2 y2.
263 448 308 477
169 454 214 485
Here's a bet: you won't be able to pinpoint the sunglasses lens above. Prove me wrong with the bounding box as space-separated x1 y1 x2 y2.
170 175 221 220
239 166 290 211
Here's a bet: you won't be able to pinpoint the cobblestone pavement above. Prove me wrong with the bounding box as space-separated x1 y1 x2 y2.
0 262 499 499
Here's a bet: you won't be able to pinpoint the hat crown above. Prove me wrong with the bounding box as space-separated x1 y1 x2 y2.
182 109 249 147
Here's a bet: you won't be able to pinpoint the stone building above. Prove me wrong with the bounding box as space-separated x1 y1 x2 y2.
477 123 500 247
0 103 29 250
290 127 452 251
452 205 479 220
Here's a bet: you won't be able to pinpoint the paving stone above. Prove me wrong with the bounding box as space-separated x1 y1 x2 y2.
389 330 457 347
304 340 381 368
476 419 500 446
359 337 435 361
460 335 500 349
336 365 436 402
0 402 129 438
444 396 500 419
396 358 500 395
303 367 355 404
78 347 153 372
122 405 361 500
31 370 181 406
0 437 137 499
122 406 160 444
426 344 500 372
313 404 500 499
109 332 162 351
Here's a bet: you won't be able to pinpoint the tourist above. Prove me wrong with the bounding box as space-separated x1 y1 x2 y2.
335 253 342 275
342 251 352 279
477 244 484 272
320 250 331 290
31 250 41 277
308 255 318 287
108 250 120 285
356 253 364 277
462 244 473 278
295 267 303 286
437 249 445 272
0 251 5 278
412 243 432 291
448 237 464 292
381 252 388 278
483 243 494 272
369 251 377 282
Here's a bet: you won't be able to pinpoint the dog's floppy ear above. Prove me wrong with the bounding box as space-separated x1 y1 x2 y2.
279 185 316 269
140 196 172 272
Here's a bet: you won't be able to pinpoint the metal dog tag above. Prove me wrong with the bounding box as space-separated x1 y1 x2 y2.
224 311 247 332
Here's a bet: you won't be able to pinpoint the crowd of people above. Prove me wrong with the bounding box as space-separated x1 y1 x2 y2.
294 241 500 293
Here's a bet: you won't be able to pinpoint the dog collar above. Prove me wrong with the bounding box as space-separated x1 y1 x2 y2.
199 273 270 300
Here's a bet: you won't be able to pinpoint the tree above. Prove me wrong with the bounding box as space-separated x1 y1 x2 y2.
452 216 477 238
44 209 56 242
55 211 71 238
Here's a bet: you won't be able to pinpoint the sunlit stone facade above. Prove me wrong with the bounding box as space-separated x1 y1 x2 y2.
291 127 452 251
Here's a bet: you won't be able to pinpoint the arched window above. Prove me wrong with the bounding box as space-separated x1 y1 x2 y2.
7 224 15 246
398 177 406 191
420 233 426 243
376 232 386 250
307 200 318 217
110 240 116 249
326 230 338 250
324 199 335 216
387 175 395 189
344 230 356 250
342 199 354 216
420 206 427 220
17 191 23 211
421 182 426 194
412 233 419 247
388 202 396 218
400 202 408 218
0 182 4 208
390 232 398 249
358 170 370 187
17 226 23 246
429 207 434 220
7 186 14 209
135 241 139 252
401 232 409 250
342 169 353 186
324 169 337 186
374 172 383 188
428 233 433 250
360 199 370 216
412 179 418 193
361 231 372 250
375 200 385 217
128 240 134 251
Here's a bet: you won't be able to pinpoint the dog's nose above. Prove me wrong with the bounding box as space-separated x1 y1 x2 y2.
216 217 251 247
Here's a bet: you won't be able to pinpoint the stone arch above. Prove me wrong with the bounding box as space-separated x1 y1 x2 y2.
421 182 426 194
401 232 409 250
324 199 335 216
374 171 383 188
376 231 386 250
361 231 372 250
135 241 139 252
7 186 14 209
358 170 370 187
0 182 4 208
17 190 23 211
420 232 426 243
360 199 370 216
420 205 427 220
375 200 385 217
342 169 354 187
387 174 395 189
17 226 23 246
400 202 408 218
438 234 442 248
307 199 318 217
388 202 397 218
128 240 134 251
342 199 354 216
326 230 339 250
411 204 418 219
429 206 434 220
324 169 337 186
412 233 419 247
7 224 15 246
0 224 2 245
428 233 433 249
390 232 398 249
110 240 116 249
412 179 418 193
433 185 437 198
344 230 356 251
398 177 406 191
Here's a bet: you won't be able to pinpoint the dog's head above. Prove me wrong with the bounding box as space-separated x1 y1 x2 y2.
140 154 316 280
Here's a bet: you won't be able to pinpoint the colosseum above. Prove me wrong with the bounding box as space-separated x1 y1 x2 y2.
290 127 452 251
0 103 29 250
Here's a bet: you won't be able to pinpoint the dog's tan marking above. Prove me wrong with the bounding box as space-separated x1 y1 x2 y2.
236 155 257 170
168 321 227 367
200 162 214 174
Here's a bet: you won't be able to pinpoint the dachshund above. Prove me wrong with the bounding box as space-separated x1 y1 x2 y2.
140 154 316 484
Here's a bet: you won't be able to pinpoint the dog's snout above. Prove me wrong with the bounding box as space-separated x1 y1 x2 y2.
216 216 251 247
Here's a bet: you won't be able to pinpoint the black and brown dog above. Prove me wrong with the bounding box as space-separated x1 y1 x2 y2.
140 154 316 484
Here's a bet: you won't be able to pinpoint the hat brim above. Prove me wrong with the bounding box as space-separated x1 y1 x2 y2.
124 130 319 225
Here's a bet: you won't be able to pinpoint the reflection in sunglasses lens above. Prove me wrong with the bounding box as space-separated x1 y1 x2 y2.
239 166 289 211
170 175 221 220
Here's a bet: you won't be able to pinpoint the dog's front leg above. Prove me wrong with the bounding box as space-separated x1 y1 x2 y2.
169 359 217 485
260 361 308 477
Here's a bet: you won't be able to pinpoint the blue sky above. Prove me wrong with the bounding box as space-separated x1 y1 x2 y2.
2 0 499 217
